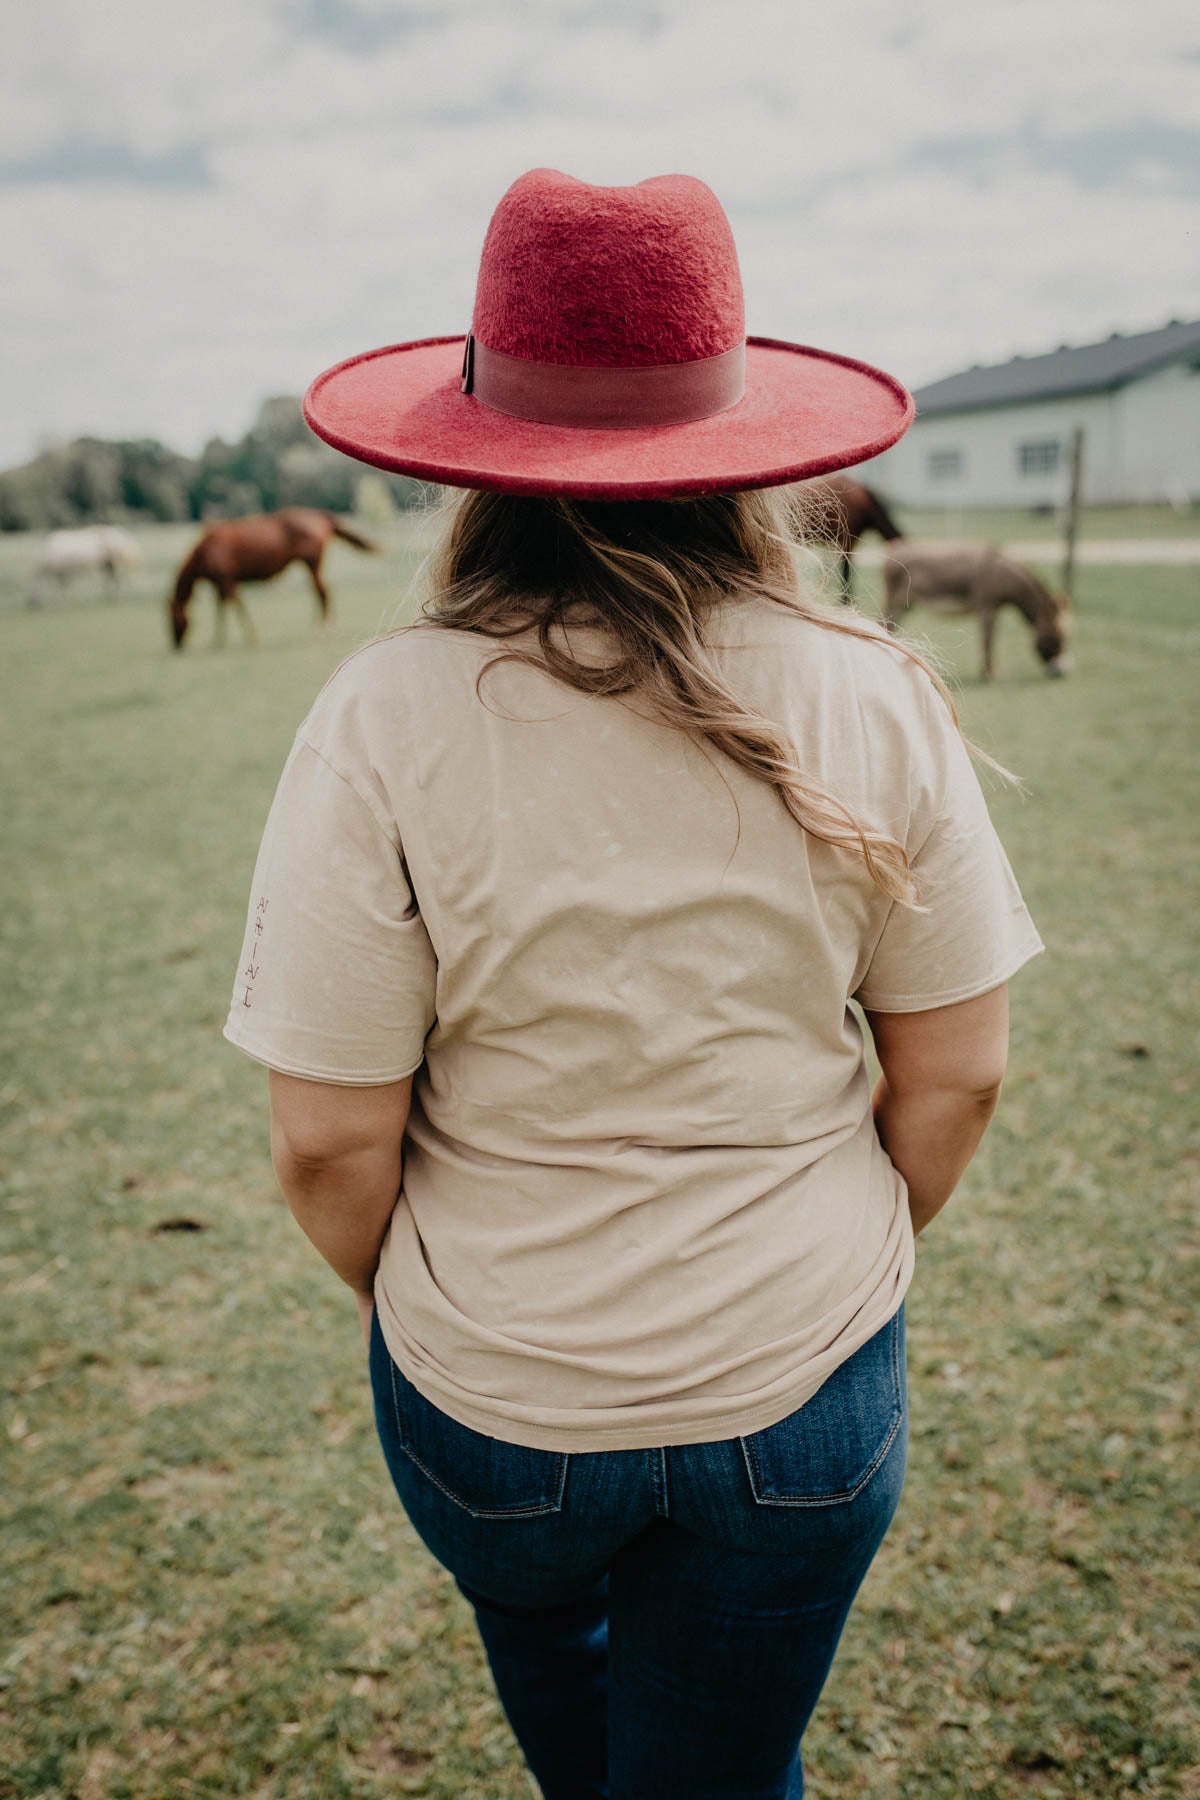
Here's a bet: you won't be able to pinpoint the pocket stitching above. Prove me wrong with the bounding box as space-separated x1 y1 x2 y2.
387 1357 567 1520
739 1313 905 1509
740 1405 903 1509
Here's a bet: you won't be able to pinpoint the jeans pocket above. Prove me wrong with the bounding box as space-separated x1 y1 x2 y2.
740 1307 906 1507
388 1359 568 1521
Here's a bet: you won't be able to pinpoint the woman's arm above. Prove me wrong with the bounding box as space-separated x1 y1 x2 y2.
864 985 1009 1237
267 1070 414 1338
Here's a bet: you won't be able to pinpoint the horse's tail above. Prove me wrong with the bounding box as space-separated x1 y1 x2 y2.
325 515 379 553
861 486 904 541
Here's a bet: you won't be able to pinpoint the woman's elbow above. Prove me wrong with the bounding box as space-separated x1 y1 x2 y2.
966 1073 1005 1116
267 1069 413 1173
270 1120 343 1185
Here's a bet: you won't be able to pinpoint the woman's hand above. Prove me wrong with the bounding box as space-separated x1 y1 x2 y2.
355 1288 375 1349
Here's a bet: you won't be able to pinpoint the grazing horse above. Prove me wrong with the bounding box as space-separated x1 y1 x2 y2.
881 542 1073 681
168 508 377 649
800 474 904 595
29 526 140 605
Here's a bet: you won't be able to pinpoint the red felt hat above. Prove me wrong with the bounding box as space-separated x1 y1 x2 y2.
303 168 913 500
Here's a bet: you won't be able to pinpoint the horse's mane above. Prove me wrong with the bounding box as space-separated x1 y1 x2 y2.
1003 553 1060 623
861 486 903 541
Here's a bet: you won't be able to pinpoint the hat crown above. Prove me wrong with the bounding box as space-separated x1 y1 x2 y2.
472 169 745 369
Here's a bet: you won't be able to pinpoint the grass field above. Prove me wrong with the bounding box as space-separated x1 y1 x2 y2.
895 502 1199 543
1 516 1197 1799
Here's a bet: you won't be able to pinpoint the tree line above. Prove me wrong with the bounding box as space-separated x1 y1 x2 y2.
0 396 425 533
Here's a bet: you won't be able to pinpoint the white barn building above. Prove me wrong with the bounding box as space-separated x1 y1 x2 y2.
859 318 1200 509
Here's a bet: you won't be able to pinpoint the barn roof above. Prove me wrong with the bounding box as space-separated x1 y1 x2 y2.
914 317 1200 416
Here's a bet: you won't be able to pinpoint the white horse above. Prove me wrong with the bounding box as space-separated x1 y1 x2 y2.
29 526 141 605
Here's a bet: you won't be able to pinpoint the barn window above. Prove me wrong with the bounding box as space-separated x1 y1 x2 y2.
927 447 963 480
1017 439 1061 475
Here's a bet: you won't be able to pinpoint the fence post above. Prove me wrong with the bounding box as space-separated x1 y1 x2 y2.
1062 426 1085 598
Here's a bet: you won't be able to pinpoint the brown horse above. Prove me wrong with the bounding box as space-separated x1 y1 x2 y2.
168 508 377 648
881 542 1073 681
800 473 904 595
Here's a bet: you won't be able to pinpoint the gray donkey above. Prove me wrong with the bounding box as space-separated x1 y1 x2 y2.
880 542 1073 681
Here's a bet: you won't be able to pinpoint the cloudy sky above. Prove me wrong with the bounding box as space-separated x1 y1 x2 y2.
3 0 1197 469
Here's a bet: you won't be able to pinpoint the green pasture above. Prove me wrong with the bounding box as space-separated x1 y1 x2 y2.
1 517 1197 1798
894 501 1199 543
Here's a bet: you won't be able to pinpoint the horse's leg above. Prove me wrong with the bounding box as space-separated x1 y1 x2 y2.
213 585 228 650
229 587 258 648
880 563 905 635
979 607 998 682
306 555 331 629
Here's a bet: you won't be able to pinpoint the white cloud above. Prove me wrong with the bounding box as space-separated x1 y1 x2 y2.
0 0 1197 466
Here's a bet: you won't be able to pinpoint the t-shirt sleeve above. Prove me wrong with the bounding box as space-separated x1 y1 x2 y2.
854 701 1044 1014
223 735 437 1083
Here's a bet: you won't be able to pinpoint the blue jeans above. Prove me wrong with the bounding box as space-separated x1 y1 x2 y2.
369 1305 906 1800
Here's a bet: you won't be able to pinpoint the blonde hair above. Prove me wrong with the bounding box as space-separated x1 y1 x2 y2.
417 485 996 905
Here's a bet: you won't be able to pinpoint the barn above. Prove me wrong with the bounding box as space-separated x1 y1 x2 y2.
859 318 1200 509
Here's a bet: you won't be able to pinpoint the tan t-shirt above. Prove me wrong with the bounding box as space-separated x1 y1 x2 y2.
225 597 1043 1451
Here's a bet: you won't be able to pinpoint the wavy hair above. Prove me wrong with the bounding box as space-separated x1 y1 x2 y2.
416 485 1001 905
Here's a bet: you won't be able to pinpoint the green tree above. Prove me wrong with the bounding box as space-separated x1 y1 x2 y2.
0 397 423 531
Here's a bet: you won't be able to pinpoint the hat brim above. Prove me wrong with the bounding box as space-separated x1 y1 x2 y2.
303 335 912 500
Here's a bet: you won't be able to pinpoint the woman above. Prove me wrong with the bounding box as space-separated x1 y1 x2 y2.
226 169 1043 1799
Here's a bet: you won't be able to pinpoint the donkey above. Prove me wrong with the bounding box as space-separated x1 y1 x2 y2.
168 508 377 648
881 542 1073 681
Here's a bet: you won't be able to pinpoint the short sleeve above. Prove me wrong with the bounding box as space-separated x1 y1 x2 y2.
223 736 437 1083
854 709 1044 1014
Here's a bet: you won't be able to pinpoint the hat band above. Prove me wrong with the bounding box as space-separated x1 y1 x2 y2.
462 334 746 429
